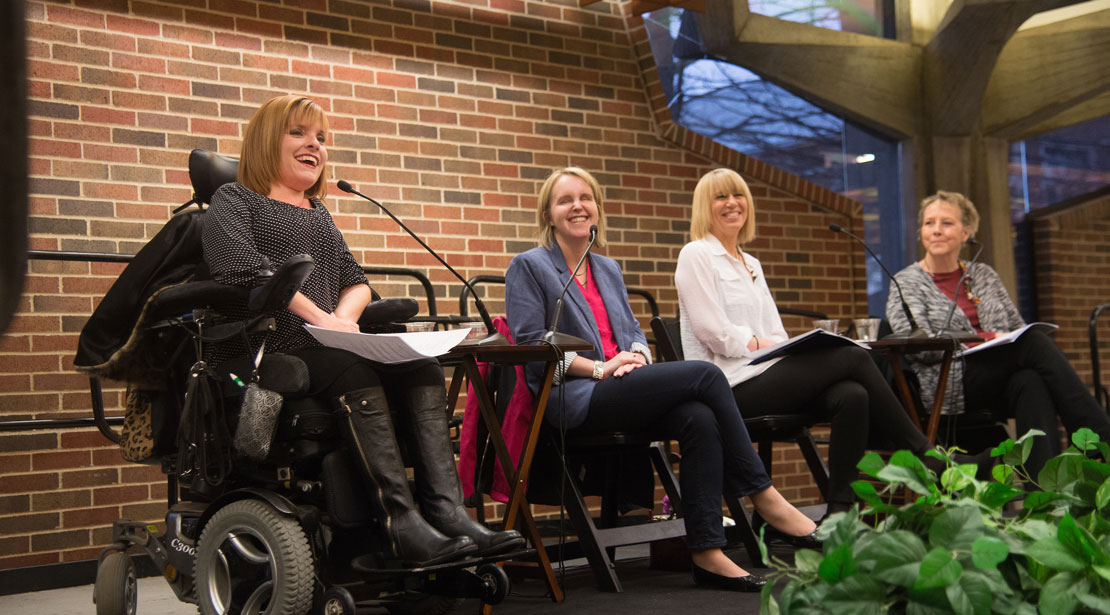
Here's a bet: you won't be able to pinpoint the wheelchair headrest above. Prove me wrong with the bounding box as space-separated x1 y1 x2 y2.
188 149 240 206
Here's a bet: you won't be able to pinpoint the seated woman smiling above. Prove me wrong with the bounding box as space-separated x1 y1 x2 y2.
505 166 820 592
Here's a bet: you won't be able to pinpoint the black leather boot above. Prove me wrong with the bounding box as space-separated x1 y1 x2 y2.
338 387 477 566
406 385 526 556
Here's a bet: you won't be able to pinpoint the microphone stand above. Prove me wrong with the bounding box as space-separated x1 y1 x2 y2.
543 226 597 347
829 223 928 339
336 180 507 346
935 238 984 338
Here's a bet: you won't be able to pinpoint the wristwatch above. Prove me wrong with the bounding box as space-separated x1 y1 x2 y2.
592 360 605 380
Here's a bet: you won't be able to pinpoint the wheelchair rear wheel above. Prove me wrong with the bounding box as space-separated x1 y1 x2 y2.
194 499 314 615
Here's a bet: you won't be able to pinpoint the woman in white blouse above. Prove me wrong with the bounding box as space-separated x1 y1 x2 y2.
675 168 947 517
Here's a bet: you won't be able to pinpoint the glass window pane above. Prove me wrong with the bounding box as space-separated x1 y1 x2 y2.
1009 116 1110 220
645 7 903 316
749 0 890 37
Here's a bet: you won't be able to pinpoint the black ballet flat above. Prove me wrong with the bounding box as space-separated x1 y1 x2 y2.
761 525 821 550
692 563 766 592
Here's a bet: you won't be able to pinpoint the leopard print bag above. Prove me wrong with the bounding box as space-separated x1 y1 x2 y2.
120 385 156 462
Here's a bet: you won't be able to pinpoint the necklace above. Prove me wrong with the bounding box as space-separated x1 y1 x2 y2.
737 251 757 281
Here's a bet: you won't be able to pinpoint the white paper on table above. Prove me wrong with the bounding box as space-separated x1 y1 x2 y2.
304 325 471 364
957 322 1058 357
749 328 870 365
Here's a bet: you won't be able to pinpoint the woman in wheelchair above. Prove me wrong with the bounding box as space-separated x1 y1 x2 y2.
202 94 522 565
505 167 819 592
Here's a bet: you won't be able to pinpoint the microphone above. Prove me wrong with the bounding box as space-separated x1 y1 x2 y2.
543 225 598 346
336 180 506 346
829 223 927 339
936 237 984 338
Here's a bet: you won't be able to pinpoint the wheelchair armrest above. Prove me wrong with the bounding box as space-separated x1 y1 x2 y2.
358 297 419 332
248 254 315 313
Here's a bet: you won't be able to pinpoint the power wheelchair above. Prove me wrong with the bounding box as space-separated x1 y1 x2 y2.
77 150 515 615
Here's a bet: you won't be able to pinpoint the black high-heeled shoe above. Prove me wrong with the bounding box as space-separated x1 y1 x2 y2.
761 524 820 550
692 563 766 592
752 512 822 550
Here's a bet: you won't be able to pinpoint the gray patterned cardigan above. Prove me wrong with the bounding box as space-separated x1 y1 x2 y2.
885 262 1024 414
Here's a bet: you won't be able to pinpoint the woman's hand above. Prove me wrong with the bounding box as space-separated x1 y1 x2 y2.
746 336 773 352
317 312 361 333
605 351 647 378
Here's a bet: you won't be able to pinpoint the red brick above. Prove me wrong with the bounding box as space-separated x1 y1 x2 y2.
61 468 118 489
62 506 121 527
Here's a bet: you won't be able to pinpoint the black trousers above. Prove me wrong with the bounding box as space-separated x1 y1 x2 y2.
963 329 1110 477
578 360 771 551
731 346 931 505
286 345 446 453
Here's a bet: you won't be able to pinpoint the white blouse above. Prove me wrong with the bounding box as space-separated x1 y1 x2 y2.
675 236 787 387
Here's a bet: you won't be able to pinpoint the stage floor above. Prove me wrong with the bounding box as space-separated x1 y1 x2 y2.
3 542 785 614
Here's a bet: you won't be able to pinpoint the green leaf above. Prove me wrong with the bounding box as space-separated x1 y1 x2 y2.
930 505 983 551
878 464 932 495
1012 518 1057 542
991 463 1015 485
991 439 1015 457
1057 513 1108 567
1097 475 1110 510
818 542 857 584
1039 454 1084 493
913 547 962 590
971 536 1009 569
760 582 780 615
822 576 886 615
794 548 822 575
851 480 883 505
1097 565 1110 583
1072 427 1100 452
1023 490 1070 512
856 530 928 587
941 466 973 492
1025 537 1085 571
857 450 885 478
1039 571 1083 615
958 570 997 615
944 582 974 615
1078 591 1110 614
977 482 1023 510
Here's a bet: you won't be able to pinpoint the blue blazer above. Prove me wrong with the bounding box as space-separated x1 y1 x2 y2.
505 243 649 429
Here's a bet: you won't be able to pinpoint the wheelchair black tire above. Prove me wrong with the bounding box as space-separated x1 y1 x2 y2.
194 499 314 615
95 551 138 615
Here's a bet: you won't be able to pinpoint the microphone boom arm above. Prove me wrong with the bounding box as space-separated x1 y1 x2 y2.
337 180 505 345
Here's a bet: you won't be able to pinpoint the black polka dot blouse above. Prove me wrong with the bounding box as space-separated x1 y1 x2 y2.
202 182 369 364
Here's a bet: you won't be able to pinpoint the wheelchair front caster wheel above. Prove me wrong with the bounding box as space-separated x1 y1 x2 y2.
320 586 357 615
95 551 138 615
476 563 509 605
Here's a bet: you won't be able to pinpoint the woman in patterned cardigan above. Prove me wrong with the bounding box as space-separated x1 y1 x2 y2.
886 190 1110 476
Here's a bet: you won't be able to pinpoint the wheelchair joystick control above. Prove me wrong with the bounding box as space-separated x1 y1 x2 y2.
255 255 274 282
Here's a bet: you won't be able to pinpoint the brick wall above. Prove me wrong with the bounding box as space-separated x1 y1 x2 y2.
2 0 865 570
1032 192 1110 395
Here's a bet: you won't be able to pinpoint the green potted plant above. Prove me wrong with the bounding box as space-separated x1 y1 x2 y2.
760 428 1110 615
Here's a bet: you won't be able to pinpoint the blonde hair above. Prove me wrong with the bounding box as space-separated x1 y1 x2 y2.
691 168 757 246
918 190 979 236
535 167 607 248
238 95 330 200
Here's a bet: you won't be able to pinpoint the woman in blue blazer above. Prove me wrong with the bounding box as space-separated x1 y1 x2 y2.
505 167 818 592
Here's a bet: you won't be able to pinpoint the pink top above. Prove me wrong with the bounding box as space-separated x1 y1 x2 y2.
931 268 996 342
575 261 619 360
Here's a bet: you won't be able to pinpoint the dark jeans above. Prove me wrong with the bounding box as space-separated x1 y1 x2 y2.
731 346 931 505
964 329 1110 477
578 360 770 551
